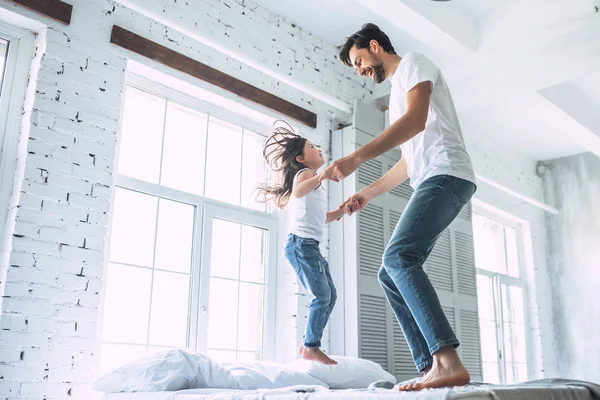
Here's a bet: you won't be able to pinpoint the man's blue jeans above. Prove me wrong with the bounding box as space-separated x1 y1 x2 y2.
379 174 477 371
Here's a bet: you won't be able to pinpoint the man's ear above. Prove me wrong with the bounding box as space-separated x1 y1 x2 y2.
370 39 380 53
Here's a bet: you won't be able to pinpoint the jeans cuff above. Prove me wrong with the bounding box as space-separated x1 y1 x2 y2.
416 359 433 372
429 338 460 355
303 341 321 348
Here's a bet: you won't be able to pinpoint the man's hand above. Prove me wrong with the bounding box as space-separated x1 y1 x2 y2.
320 154 361 182
340 192 369 216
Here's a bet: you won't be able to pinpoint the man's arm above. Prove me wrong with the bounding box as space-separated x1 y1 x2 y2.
319 81 431 182
354 81 431 164
337 158 408 216
361 157 409 201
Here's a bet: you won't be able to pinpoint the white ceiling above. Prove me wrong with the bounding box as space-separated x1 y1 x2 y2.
249 0 448 64
251 0 600 162
449 0 511 23
460 94 587 161
574 71 600 106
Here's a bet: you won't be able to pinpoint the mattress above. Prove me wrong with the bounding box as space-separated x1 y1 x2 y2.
100 382 596 400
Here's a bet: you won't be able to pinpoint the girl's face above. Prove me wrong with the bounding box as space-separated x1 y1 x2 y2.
298 140 325 170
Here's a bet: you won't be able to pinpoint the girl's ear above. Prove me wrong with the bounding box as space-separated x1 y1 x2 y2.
296 155 305 164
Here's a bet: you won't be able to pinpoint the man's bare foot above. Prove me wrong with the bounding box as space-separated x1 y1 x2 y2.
298 344 304 356
301 347 337 365
422 366 432 376
399 348 469 391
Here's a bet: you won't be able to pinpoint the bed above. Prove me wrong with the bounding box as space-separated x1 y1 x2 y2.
99 379 600 400
94 350 600 400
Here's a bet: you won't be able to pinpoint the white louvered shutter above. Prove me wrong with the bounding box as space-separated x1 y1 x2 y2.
358 294 389 371
358 203 385 277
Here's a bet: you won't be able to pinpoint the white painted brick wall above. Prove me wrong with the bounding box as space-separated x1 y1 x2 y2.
125 0 372 108
0 0 372 397
0 0 124 396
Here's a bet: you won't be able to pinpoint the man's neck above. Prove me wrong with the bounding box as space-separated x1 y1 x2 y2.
385 54 402 80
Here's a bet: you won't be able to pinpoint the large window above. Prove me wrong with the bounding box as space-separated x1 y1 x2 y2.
473 211 529 384
100 77 277 373
0 23 36 249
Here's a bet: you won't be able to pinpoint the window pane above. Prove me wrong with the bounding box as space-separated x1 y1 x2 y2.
504 227 520 278
241 131 267 211
207 278 239 350
501 285 526 330
472 214 507 274
237 283 265 352
161 102 207 195
204 117 242 205
148 271 191 347
154 199 195 273
505 363 517 384
509 286 525 324
102 264 152 343
109 188 157 267
482 362 500 384
206 349 237 363
147 346 180 356
118 87 165 183
0 40 9 97
210 219 241 280
510 324 527 363
479 320 499 363
240 225 266 284
99 344 147 374
236 352 263 362
476 275 495 321
515 363 528 382
503 322 515 364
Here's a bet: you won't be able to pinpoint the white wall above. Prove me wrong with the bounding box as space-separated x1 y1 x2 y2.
0 0 370 397
539 153 600 383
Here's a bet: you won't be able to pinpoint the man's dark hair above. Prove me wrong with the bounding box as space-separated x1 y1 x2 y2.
339 23 396 67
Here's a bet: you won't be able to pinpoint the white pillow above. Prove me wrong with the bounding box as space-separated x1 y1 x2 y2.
222 361 329 390
94 349 236 392
286 356 397 389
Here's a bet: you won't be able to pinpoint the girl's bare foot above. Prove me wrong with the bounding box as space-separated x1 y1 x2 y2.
399 347 469 391
301 346 337 365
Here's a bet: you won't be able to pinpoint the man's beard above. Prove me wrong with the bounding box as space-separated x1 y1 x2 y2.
372 61 386 84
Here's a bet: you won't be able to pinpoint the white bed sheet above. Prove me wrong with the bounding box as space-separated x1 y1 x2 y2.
99 384 594 400
100 389 236 400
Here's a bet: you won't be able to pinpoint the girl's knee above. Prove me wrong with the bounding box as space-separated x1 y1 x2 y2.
329 288 337 305
313 286 332 304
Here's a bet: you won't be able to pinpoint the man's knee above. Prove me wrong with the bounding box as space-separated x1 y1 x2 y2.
382 244 425 270
377 265 388 285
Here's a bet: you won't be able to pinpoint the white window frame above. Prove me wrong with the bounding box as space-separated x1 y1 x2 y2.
101 73 280 364
473 205 532 384
198 203 277 360
0 22 36 249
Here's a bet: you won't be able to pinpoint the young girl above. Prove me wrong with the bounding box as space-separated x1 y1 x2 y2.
257 122 351 365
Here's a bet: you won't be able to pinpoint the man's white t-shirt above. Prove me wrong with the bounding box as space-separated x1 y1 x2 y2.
388 52 475 190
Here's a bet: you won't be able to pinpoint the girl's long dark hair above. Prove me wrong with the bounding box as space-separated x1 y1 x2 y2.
256 121 307 209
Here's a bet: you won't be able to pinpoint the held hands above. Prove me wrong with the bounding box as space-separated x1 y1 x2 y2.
319 154 361 182
339 192 369 216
